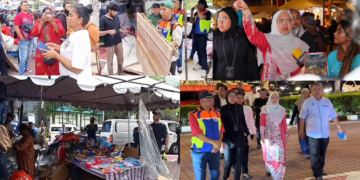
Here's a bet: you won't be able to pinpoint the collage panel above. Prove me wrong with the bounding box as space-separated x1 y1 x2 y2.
180 80 360 180
178 0 360 80
99 0 191 75
0 75 180 180
1 0 100 76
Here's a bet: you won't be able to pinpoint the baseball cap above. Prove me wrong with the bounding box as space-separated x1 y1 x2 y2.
161 0 174 9
152 3 160 8
152 110 163 117
199 91 214 99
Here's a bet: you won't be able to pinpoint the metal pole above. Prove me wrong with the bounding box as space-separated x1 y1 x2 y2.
61 97 63 125
19 99 23 124
184 0 188 80
128 110 131 147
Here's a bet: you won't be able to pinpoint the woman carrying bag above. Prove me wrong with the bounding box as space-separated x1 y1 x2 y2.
31 7 65 75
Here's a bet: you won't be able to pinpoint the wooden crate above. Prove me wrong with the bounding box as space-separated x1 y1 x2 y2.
136 13 178 75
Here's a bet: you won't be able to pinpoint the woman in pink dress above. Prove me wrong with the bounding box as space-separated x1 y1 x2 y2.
260 92 288 179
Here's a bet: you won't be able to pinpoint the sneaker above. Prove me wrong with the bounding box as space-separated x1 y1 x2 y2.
193 64 201 71
201 70 206 78
187 58 194 61
316 177 323 180
305 154 310 159
178 67 182 74
243 174 253 179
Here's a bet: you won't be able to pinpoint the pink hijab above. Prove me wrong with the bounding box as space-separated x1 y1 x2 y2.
261 92 286 126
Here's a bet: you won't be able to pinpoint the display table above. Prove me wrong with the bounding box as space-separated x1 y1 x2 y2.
72 161 146 180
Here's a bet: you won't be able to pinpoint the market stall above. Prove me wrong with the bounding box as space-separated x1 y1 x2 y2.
0 75 180 180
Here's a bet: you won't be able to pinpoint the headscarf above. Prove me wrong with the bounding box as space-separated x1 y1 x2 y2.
295 88 310 111
262 92 286 126
290 9 306 38
257 10 310 75
217 7 238 36
0 125 12 153
225 90 237 106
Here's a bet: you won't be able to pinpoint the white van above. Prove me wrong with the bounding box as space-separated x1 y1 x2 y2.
49 124 80 142
100 119 179 154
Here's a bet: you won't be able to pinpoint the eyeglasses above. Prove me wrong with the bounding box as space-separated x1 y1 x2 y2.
217 17 229 23
277 18 292 24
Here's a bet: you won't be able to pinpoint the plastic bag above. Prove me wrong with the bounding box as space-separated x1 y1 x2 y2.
9 170 32 180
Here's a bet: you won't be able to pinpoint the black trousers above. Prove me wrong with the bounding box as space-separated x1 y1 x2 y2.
309 137 329 178
0 46 8 75
242 140 250 174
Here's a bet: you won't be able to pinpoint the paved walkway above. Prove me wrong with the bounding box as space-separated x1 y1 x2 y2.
180 121 360 180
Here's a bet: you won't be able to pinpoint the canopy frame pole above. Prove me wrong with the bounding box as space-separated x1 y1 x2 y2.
61 97 63 125
19 99 24 124
128 110 131 147
40 86 44 126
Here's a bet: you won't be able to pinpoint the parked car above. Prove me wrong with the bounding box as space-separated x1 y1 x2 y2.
281 81 313 96
49 124 80 142
100 119 180 154
342 81 360 92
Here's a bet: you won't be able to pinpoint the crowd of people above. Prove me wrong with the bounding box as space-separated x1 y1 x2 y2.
213 0 360 80
0 1 99 76
189 82 345 180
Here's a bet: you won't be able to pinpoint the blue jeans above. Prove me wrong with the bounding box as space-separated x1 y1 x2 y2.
297 118 309 155
18 40 33 75
223 139 243 179
0 102 6 125
191 151 220 180
176 44 183 68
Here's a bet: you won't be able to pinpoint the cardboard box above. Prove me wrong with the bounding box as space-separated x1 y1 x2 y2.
39 163 70 180
123 146 140 159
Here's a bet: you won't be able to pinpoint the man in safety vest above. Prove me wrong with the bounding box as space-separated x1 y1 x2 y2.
189 91 224 180
190 0 211 78
172 0 185 74
157 0 183 75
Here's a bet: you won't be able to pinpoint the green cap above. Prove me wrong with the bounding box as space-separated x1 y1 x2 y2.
161 0 174 9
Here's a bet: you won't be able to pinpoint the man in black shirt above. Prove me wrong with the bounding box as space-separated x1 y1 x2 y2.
232 82 245 96
300 12 327 53
55 2 72 41
100 2 127 75
151 111 169 154
253 88 268 149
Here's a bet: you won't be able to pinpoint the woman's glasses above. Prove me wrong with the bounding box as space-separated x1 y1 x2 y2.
277 18 292 24
217 17 229 24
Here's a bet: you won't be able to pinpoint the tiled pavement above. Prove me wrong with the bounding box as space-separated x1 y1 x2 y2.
166 161 180 180
180 121 360 180
8 56 35 75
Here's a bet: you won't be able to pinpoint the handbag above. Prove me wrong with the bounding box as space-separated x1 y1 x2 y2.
42 23 56 66
20 24 33 34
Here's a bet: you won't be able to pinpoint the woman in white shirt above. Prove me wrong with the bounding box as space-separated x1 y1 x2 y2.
236 93 257 179
41 4 92 77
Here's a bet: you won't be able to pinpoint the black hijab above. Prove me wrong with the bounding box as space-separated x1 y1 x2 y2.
225 90 237 106
216 7 238 36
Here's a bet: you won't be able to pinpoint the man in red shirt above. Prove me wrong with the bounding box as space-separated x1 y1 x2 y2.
189 91 225 180
14 1 34 75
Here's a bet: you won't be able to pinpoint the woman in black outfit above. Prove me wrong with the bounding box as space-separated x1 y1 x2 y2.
213 7 259 80
221 90 251 180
